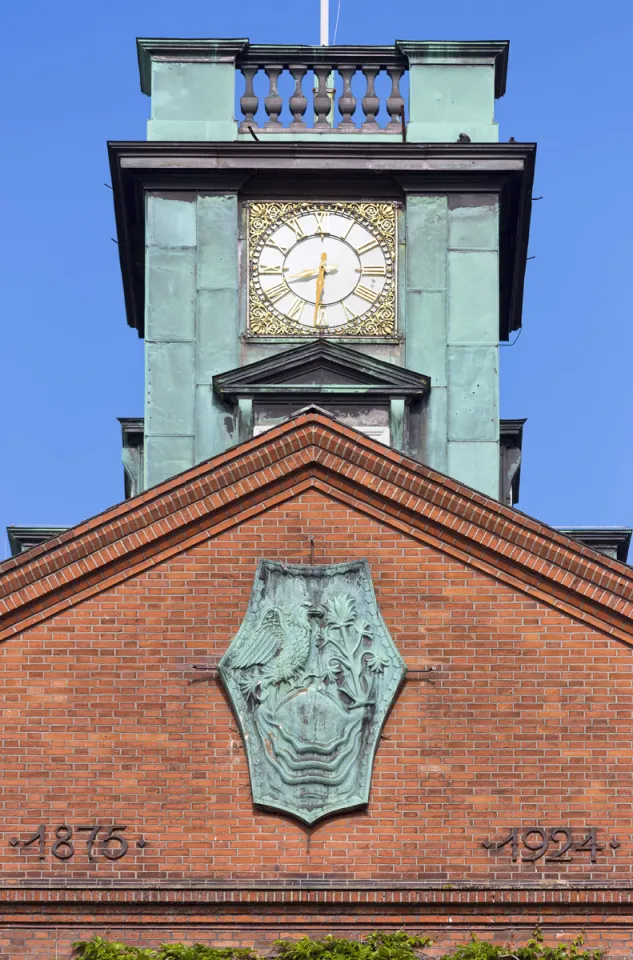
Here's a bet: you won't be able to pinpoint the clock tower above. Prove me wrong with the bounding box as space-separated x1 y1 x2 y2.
110 39 534 501
7 33 633 956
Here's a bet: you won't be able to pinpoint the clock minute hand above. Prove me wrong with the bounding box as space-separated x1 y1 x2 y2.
313 253 327 326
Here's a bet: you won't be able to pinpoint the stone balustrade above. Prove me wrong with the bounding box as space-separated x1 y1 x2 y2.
137 39 509 143
236 46 407 134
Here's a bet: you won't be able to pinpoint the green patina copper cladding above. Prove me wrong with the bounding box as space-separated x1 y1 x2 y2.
139 40 247 142
405 194 500 498
144 194 240 489
135 38 510 495
219 559 407 824
398 42 502 144
143 191 500 495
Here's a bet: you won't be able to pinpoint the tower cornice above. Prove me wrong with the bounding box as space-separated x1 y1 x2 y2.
136 39 509 98
108 140 535 340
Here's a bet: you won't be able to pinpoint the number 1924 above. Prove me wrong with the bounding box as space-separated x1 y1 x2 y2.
483 827 618 862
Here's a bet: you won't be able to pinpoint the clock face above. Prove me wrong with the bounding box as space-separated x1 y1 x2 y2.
247 201 397 337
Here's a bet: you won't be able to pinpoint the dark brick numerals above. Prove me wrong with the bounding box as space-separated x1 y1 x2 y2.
482 827 620 863
8 824 144 861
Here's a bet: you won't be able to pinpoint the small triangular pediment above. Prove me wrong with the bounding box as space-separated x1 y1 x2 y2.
213 341 429 397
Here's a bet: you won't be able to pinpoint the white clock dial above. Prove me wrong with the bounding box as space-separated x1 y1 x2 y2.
256 210 388 329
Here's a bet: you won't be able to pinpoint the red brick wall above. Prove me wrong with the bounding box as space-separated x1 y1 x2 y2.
1 490 632 955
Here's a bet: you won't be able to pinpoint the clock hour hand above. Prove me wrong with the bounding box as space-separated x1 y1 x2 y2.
285 265 338 282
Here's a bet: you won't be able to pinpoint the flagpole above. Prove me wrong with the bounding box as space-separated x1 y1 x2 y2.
319 0 335 121
320 0 329 45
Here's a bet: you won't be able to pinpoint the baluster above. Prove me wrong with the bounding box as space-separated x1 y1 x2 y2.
288 65 308 129
361 66 380 130
386 66 404 131
337 66 357 130
313 65 332 129
239 66 259 132
264 65 283 129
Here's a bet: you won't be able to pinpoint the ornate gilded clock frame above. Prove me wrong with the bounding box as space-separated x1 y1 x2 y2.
246 200 398 338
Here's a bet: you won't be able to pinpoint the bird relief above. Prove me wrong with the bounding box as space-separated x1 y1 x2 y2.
219 559 407 824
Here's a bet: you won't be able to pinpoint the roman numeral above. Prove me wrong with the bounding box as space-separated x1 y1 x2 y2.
265 239 288 254
288 219 306 239
287 297 305 321
315 306 327 327
360 265 386 276
342 302 357 322
266 282 288 303
356 284 378 303
341 218 355 240
356 238 379 255
314 211 330 237
259 265 283 275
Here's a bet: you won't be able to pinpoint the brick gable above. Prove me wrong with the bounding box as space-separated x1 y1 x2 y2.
3 414 633 954
1 412 632 645
4 489 627 884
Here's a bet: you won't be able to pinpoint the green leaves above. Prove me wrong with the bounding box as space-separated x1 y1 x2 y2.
273 931 432 960
73 930 604 960
71 939 156 960
439 930 603 960
72 942 258 960
158 949 256 960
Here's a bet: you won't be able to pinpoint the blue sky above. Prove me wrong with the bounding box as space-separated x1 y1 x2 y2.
2 0 631 558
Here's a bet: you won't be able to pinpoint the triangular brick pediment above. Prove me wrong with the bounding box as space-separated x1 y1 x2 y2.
213 340 430 397
1 411 633 646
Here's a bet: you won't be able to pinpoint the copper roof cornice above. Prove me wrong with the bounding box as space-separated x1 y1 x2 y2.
108 140 535 340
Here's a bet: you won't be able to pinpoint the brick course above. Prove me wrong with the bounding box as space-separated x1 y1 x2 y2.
2 416 633 955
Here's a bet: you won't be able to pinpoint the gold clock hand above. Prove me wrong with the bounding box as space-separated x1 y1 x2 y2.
313 252 327 326
286 267 319 281
286 265 338 282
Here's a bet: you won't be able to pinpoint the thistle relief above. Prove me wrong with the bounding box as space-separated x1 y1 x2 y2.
219 560 406 824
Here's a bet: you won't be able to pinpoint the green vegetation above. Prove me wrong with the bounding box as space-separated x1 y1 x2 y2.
73 930 603 960
72 943 257 960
